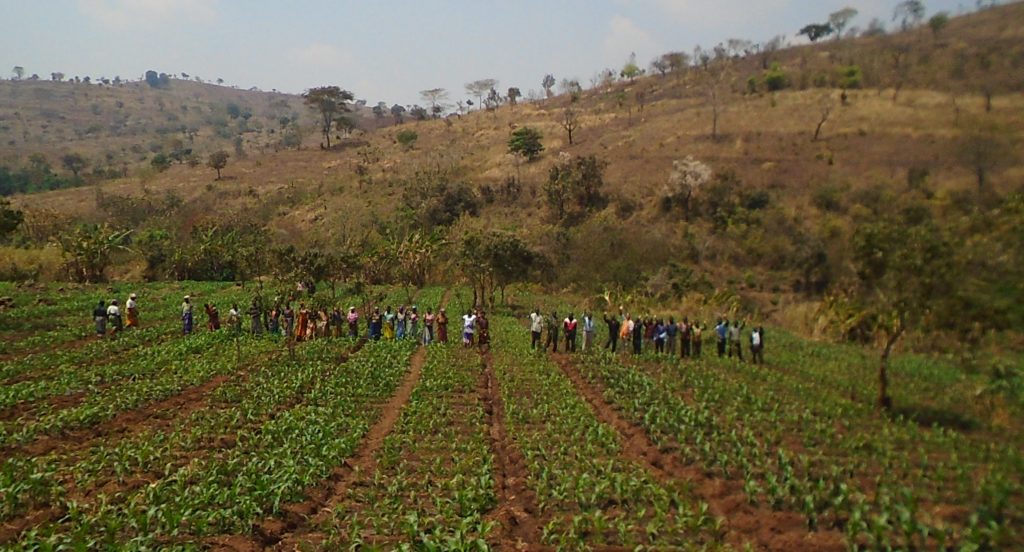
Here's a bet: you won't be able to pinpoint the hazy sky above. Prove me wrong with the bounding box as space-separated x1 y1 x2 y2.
3 0 973 106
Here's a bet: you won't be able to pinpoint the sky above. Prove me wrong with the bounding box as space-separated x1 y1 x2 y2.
2 0 976 107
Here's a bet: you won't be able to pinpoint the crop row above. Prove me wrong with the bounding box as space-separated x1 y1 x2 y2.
323 341 496 549
490 316 724 549
14 338 417 549
577 350 1021 550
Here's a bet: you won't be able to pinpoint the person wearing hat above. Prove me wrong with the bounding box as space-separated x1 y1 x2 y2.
125 293 139 329
436 308 448 343
182 296 194 335
107 299 123 335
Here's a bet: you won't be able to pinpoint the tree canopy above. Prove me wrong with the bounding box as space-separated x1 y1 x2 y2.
302 86 355 149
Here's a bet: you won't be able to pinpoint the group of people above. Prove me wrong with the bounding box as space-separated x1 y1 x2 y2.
92 293 139 337
528 308 767 364
178 295 464 347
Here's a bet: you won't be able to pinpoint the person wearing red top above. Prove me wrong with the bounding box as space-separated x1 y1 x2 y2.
563 313 578 353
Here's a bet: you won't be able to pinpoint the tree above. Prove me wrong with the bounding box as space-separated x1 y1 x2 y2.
863 18 887 36
392 231 443 293
207 150 229 180
11 66 24 80
893 0 925 31
651 56 671 76
390 103 406 125
542 74 556 98
0 198 23 240
507 87 521 106
758 37 783 69
928 12 950 37
620 53 643 82
50 72 64 82
545 153 608 225
700 60 733 140
663 156 712 221
465 79 498 109
829 7 859 39
61 153 88 177
302 86 354 149
457 230 538 308
957 122 1014 192
560 107 580 145
826 213 955 409
420 88 449 117
508 127 544 161
57 224 133 283
798 23 834 42
151 153 171 172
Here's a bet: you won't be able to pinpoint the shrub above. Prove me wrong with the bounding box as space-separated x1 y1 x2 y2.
396 129 418 150
838 64 862 89
508 127 544 161
763 63 788 92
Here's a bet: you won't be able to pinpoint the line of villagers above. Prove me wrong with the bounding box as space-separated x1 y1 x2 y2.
174 295 489 347
528 308 767 364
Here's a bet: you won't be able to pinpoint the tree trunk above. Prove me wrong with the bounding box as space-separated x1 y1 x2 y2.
977 166 986 192
878 323 905 410
712 107 719 140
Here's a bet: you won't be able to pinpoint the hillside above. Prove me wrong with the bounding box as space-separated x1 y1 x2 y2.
4 2 1024 333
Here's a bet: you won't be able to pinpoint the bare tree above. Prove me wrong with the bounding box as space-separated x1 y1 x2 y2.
829 7 859 40
465 79 498 110
560 107 580 145
699 60 733 140
420 88 449 118
813 95 835 141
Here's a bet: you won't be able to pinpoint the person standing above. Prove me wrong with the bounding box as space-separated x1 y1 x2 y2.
269 305 281 335
603 312 620 353
283 304 295 338
692 322 703 358
93 300 107 338
751 326 765 365
409 306 419 341
620 314 633 353
462 310 477 347
205 303 221 331
182 296 194 336
228 304 242 335
680 317 692 358
331 307 343 338
125 293 139 329
644 317 656 351
529 308 544 350
296 303 310 341
107 299 123 336
423 308 435 345
666 317 678 356
248 299 263 336
396 306 406 340
654 319 666 354
582 312 595 352
436 308 449 343
563 313 578 353
369 307 383 341
545 311 559 353
383 306 396 340
715 319 727 358
631 315 644 355
347 307 360 338
728 320 744 361
476 311 490 352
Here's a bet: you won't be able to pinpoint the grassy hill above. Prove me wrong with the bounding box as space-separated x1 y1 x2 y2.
4 2 1024 333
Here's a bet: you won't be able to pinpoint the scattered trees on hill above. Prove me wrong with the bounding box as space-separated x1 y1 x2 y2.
144 70 170 88
457 229 540 308
829 7 859 39
508 127 544 161
507 87 521 107
207 150 229 180
957 120 1014 192
542 74 556 98
302 85 354 149
420 88 448 118
893 0 926 31
465 79 498 110
390 104 406 125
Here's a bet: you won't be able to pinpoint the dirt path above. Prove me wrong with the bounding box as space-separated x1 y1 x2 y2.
246 344 427 551
479 352 544 551
551 353 845 552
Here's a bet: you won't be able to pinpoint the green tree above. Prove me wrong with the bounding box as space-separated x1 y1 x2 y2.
826 212 955 409
798 23 834 42
828 7 859 39
0 198 23 240
302 86 355 149
542 74 556 98
508 127 544 161
207 150 229 180
61 152 88 177
545 154 608 225
457 230 539 308
150 153 171 172
620 53 643 82
560 106 580 145
57 224 133 283
762 63 788 91
419 88 448 117
928 12 950 37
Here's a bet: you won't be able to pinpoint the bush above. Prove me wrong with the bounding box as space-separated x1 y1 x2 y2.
150 153 171 172
396 129 418 150
763 63 788 92
508 127 544 161
838 64 862 89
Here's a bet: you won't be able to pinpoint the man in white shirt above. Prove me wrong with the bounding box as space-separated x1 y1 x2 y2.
529 308 544 350
462 310 477 347
582 312 595 351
